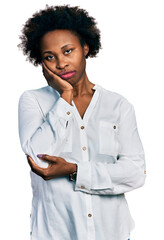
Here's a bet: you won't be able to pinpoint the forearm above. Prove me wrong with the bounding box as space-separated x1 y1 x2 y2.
75 154 146 195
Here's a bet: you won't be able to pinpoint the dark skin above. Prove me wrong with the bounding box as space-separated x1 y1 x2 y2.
27 29 95 180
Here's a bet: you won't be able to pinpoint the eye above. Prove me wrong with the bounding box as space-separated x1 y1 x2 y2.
64 49 73 55
44 55 55 61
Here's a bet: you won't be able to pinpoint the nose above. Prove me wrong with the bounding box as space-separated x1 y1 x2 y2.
56 55 68 70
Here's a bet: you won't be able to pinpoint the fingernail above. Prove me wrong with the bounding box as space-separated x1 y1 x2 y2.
37 154 43 158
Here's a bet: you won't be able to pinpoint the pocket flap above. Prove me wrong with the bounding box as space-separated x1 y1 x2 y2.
100 121 118 132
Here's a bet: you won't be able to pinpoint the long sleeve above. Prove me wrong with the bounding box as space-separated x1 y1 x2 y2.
75 100 146 195
21 84 143 239
18 90 74 167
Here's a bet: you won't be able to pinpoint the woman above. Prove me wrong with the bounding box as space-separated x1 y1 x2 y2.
18 5 146 240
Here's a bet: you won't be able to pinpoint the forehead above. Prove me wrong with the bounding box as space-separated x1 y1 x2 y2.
40 29 81 50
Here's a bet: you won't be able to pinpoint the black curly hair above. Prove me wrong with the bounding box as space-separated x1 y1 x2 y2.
18 5 101 66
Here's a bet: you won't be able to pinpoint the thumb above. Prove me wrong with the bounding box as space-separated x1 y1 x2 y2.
37 154 57 163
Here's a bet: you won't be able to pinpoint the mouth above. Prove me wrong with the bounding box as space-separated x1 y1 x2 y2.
59 71 76 80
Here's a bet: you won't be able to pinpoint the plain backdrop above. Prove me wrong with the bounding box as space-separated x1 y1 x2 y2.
0 0 164 239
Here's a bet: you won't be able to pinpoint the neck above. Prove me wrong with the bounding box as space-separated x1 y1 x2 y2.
72 72 95 98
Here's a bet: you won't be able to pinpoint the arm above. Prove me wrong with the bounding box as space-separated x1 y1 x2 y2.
75 101 146 195
18 63 74 168
18 91 74 167
27 154 77 180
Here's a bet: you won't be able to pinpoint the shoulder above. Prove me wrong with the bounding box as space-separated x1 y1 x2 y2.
18 86 60 115
98 84 133 110
20 86 59 101
19 86 59 101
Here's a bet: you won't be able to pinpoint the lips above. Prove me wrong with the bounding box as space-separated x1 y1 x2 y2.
59 71 76 80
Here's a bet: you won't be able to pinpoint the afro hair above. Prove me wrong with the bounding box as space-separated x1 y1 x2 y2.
18 5 102 66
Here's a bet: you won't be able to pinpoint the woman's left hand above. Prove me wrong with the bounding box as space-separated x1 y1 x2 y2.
26 154 77 181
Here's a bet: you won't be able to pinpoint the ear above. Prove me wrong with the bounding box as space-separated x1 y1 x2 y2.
83 43 89 57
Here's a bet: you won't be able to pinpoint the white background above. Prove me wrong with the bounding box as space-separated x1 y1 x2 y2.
0 0 164 239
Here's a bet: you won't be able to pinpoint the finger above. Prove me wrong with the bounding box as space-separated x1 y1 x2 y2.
42 63 51 79
27 155 40 170
42 62 54 76
42 62 64 82
37 154 57 163
42 63 58 86
27 156 48 177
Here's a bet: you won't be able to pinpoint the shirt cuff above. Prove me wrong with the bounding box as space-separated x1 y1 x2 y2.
75 162 114 193
75 161 92 192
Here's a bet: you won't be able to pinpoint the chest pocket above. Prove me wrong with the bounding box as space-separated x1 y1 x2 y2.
99 121 119 156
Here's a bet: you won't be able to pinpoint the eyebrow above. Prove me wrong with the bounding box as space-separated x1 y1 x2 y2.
42 44 73 55
61 44 73 49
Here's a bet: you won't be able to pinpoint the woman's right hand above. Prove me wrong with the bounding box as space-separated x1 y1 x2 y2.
42 62 73 95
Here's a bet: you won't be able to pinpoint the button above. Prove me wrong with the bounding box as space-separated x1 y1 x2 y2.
81 186 85 189
67 111 71 115
81 126 85 129
113 125 117 129
88 213 92 217
82 147 87 151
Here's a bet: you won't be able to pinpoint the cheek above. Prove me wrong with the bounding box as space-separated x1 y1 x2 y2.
73 52 86 69
72 49 84 62
44 61 56 73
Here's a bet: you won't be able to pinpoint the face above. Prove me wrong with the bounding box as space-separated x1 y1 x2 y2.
40 29 89 85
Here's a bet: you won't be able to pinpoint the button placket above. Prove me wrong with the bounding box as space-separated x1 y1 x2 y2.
79 122 89 162
85 194 95 239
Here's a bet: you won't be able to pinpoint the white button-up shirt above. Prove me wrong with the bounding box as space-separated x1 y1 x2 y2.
18 84 146 240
